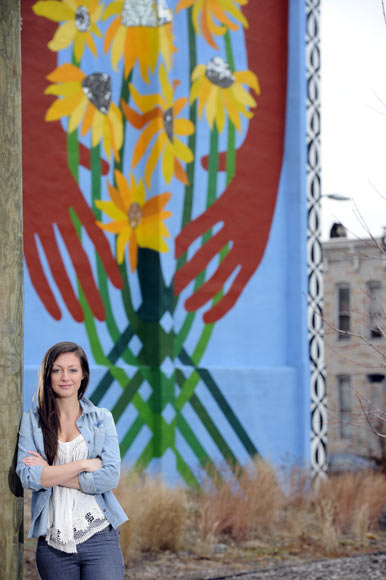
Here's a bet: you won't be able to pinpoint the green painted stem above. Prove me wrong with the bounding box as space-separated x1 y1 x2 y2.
90 144 139 365
174 126 219 355
176 6 198 274
113 70 139 326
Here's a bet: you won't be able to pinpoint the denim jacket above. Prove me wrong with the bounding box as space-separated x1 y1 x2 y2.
16 397 128 538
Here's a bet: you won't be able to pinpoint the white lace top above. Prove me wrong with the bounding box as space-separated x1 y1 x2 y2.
46 434 109 553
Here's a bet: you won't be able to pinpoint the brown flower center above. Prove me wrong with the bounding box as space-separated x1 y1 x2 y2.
128 202 142 229
75 6 91 32
121 0 172 28
205 56 235 89
82 73 112 114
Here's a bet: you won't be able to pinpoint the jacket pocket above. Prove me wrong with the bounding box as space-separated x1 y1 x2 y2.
93 428 105 457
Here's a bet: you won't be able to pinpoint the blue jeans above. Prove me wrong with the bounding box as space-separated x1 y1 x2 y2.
36 525 125 580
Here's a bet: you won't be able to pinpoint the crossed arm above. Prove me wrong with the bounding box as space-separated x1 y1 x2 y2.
21 451 102 489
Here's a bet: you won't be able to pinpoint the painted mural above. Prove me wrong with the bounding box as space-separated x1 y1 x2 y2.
22 0 312 483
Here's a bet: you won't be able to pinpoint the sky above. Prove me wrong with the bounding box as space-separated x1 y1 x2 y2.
321 0 386 240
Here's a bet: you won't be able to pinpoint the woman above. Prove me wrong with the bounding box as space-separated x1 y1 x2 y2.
17 342 128 579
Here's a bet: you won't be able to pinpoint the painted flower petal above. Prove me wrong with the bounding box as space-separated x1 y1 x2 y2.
191 64 206 82
46 63 85 83
116 228 131 265
74 31 85 62
211 3 238 31
141 209 172 224
63 0 76 9
132 117 163 168
96 219 127 233
173 137 194 163
123 28 137 78
223 88 241 131
107 182 126 214
111 24 126 71
80 102 95 136
45 81 81 97
104 15 120 51
219 0 248 27
114 170 132 209
48 21 76 52
162 141 174 184
234 70 261 94
173 157 189 185
137 221 169 251
132 176 146 207
95 199 126 221
197 78 212 119
174 118 195 136
205 84 218 129
232 83 257 108
32 1 74 22
130 84 166 114
102 1 122 21
83 30 98 57
145 132 167 188
159 63 173 106
68 95 88 132
142 192 172 218
215 88 226 133
45 93 83 121
173 97 188 117
176 0 194 12
108 102 124 152
91 109 105 146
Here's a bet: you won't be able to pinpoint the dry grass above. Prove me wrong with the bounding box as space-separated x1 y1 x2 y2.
198 458 284 542
115 470 187 559
314 470 386 543
115 461 386 562
23 463 386 578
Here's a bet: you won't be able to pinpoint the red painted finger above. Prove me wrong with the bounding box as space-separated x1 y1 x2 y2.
57 217 106 321
79 142 109 175
201 151 227 172
184 251 238 311
174 228 227 294
72 193 123 291
175 204 220 258
39 229 84 322
203 266 255 324
24 233 62 320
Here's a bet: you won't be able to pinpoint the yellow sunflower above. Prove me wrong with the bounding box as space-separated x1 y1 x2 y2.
176 0 248 50
103 0 176 82
45 64 123 161
32 0 104 62
190 56 260 133
95 170 172 272
121 63 194 187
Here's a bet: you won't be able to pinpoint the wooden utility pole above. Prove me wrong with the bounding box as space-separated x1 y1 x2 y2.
0 1 24 578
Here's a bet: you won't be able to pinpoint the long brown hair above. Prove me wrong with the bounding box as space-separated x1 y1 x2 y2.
37 342 90 465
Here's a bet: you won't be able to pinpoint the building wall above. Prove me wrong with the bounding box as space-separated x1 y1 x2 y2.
323 236 386 459
21 0 314 483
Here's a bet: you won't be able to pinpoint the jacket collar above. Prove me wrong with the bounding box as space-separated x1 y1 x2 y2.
32 396 97 416
79 397 98 414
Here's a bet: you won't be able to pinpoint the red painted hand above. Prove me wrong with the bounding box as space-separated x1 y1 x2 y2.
174 0 288 323
22 0 122 322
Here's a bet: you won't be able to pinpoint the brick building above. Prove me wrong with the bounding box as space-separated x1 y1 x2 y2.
323 229 386 461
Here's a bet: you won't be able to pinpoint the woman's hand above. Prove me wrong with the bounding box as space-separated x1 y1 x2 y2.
22 451 49 467
83 458 103 472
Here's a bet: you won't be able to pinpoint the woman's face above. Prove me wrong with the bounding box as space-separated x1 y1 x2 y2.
50 352 84 400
